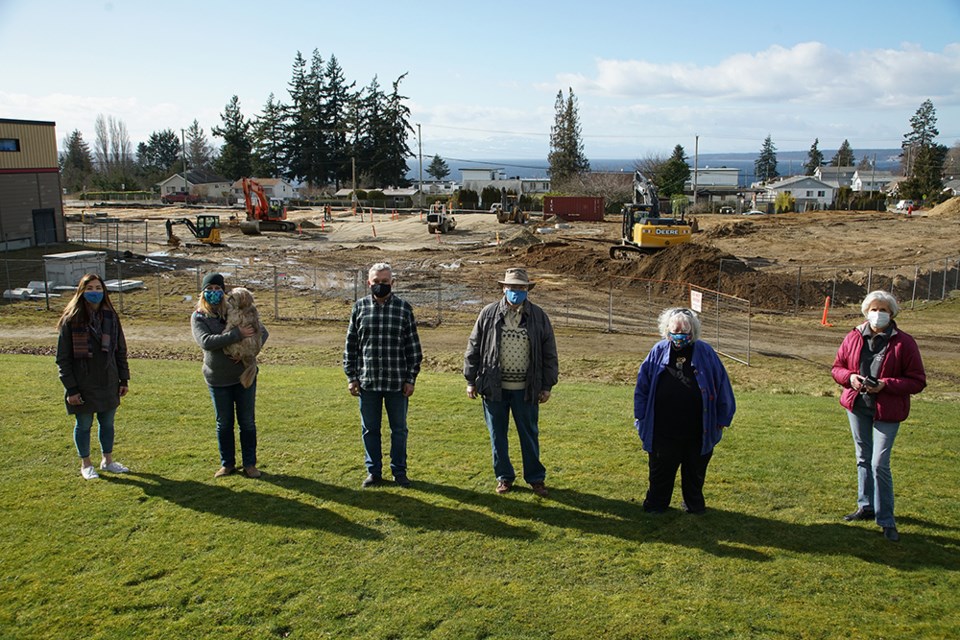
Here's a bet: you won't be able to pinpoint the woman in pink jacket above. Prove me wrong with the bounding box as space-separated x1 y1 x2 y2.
831 290 926 542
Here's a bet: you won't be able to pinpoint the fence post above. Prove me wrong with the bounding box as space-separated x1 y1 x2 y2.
607 282 614 332
911 266 918 310
196 266 201 294
943 258 948 300
157 267 162 315
116 259 124 313
273 265 279 321
926 264 932 301
43 259 50 312
716 258 724 293
794 266 802 315
437 269 443 325
866 266 873 293
144 220 149 254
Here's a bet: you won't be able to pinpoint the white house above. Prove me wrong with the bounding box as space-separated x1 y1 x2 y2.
158 169 233 201
814 166 857 189
230 177 298 202
759 175 834 210
852 170 895 192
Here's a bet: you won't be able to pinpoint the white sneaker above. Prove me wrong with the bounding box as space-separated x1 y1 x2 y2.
100 460 129 473
81 466 99 480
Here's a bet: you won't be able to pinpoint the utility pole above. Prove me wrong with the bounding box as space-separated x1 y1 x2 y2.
693 134 699 210
417 123 423 209
181 129 188 194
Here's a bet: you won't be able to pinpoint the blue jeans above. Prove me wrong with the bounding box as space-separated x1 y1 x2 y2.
847 410 900 527
73 408 117 458
209 381 257 468
359 389 408 476
482 389 546 484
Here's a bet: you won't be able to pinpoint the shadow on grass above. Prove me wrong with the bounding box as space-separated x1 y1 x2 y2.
415 481 960 570
104 472 382 540
262 473 536 540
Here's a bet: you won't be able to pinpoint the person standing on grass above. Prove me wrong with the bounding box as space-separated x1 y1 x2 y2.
56 273 130 480
464 268 558 497
832 290 926 542
634 308 735 514
344 263 423 489
192 272 269 479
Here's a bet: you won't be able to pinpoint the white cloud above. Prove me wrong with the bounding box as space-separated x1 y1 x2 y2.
556 42 960 108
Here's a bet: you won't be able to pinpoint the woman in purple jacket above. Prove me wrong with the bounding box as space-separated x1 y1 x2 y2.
634 308 736 514
832 290 926 542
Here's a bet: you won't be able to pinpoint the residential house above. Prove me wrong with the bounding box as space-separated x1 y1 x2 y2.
852 170 895 193
814 166 857 189
231 177 298 202
0 118 65 249
685 167 741 208
943 178 960 197
758 175 834 211
158 169 233 202
459 168 551 205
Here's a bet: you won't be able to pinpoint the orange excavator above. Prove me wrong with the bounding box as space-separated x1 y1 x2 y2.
239 178 297 235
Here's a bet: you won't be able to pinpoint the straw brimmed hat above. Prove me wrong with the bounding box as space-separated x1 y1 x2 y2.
498 268 535 289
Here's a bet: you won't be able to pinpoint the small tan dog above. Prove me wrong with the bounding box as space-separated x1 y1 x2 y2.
222 287 262 388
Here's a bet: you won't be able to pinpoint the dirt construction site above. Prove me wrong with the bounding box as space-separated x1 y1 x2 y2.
3 198 960 397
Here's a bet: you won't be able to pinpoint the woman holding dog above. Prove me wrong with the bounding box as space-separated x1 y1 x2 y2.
832 290 926 542
56 273 130 480
192 272 268 478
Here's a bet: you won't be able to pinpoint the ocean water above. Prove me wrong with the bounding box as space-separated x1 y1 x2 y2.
406 150 903 186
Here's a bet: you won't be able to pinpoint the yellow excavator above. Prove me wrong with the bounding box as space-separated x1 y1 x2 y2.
165 215 223 247
609 171 692 259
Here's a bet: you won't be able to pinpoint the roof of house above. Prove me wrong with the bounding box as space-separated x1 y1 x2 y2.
765 175 833 190
166 169 231 185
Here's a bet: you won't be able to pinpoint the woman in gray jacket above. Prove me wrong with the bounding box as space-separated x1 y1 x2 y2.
56 273 130 480
192 273 268 478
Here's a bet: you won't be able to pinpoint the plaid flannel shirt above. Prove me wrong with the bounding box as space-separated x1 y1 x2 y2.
344 294 423 392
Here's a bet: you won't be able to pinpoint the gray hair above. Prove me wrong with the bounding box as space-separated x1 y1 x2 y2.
861 290 899 318
368 262 392 280
658 307 701 342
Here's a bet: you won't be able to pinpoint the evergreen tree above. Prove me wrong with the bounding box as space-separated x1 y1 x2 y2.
830 139 855 167
370 73 413 187
856 155 873 170
137 129 181 174
656 144 690 197
754 135 779 182
803 138 823 175
322 54 356 188
347 76 381 188
901 99 939 177
186 120 214 170
427 154 450 180
212 95 253 180
251 93 287 177
59 129 93 193
547 88 589 184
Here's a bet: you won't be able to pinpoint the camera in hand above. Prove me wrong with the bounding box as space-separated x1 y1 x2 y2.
862 375 879 387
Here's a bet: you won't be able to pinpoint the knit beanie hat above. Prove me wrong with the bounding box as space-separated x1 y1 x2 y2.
201 272 225 290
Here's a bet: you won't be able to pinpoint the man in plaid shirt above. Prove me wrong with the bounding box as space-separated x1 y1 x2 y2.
344 263 423 488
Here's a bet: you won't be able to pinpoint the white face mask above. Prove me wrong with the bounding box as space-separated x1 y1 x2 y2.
867 310 890 330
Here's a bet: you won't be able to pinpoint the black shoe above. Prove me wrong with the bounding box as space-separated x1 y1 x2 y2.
362 473 382 488
642 501 668 514
393 473 411 488
843 507 875 522
883 527 900 542
681 501 706 515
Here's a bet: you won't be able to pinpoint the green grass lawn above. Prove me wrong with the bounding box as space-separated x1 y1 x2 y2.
2 355 958 639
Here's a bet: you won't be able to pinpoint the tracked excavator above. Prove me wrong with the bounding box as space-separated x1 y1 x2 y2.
239 178 297 235
165 215 224 247
609 171 691 259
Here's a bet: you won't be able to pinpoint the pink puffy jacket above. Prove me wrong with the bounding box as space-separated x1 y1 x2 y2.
831 323 926 422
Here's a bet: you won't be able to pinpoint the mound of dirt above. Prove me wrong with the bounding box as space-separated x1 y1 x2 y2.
926 196 960 217
501 226 542 249
703 220 757 238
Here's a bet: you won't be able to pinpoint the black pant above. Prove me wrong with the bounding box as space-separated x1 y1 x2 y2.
644 436 713 512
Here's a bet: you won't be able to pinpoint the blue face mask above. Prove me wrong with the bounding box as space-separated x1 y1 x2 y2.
203 289 224 305
83 291 104 305
669 332 692 349
505 289 527 305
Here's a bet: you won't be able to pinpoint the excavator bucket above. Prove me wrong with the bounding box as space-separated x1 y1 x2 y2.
239 220 262 235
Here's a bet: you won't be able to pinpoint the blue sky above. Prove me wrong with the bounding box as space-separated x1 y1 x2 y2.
1 0 958 160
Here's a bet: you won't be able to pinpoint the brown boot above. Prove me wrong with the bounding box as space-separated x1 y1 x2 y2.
214 466 235 478
243 465 262 479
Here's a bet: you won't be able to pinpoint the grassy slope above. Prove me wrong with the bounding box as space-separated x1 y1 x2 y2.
2 356 958 639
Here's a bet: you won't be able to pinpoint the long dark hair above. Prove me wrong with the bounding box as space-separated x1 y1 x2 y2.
57 273 116 329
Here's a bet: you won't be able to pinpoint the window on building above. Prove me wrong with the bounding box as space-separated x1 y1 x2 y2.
806 190 813 197
0 138 21 152
818 191 825 197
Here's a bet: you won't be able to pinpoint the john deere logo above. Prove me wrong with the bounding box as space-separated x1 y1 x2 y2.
655 229 680 235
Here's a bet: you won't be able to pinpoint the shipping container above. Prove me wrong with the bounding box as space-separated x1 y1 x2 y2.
543 196 605 221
